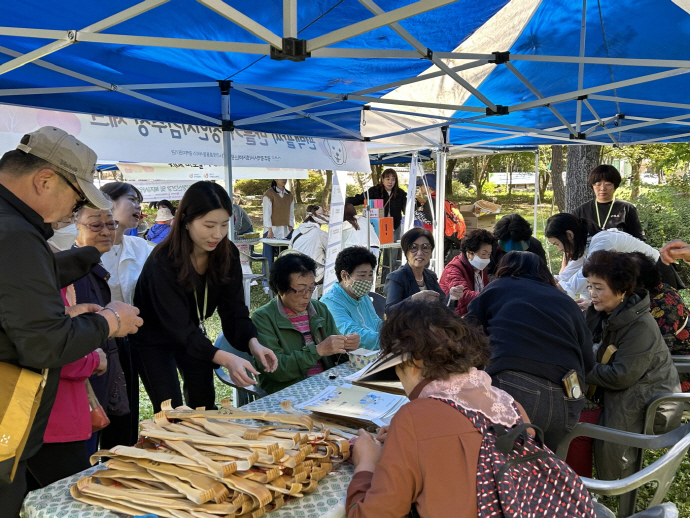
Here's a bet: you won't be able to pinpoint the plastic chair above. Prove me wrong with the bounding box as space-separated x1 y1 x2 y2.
555 422 690 518
671 355 690 374
213 333 268 407
369 291 386 320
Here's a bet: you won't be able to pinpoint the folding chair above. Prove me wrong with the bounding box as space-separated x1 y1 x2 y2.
368 291 386 320
556 422 690 518
213 333 268 407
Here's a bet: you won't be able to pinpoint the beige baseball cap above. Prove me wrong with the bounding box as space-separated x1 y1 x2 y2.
17 126 112 210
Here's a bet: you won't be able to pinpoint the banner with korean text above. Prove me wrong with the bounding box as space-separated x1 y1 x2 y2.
116 163 309 181
0 104 371 172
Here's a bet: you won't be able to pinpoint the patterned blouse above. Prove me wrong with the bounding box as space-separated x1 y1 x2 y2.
649 283 690 391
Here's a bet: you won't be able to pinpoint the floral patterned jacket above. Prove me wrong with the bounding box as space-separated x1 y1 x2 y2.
649 283 690 391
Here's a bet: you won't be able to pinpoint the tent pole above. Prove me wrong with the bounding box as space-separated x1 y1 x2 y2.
434 133 448 275
533 150 539 238
576 0 587 133
219 80 234 239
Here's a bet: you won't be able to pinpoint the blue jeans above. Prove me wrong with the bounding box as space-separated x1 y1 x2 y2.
491 370 584 451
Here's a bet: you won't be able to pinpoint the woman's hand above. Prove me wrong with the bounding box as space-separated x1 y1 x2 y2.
344 333 360 351
375 425 390 443
575 298 592 311
448 286 464 301
316 335 347 356
411 290 440 302
353 429 382 473
93 348 107 376
66 303 103 318
248 339 278 372
267 228 275 239
660 240 690 264
213 349 260 387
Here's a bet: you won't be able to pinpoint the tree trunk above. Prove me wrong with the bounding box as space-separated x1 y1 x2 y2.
539 170 551 201
371 164 383 187
446 158 458 196
293 179 304 204
473 157 483 200
630 162 642 199
566 145 600 212
551 146 566 212
322 170 333 207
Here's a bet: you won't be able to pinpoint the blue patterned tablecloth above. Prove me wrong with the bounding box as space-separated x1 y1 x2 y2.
21 364 358 518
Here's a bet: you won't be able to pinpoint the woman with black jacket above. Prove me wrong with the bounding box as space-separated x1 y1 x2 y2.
465 251 594 451
346 168 406 284
130 182 277 412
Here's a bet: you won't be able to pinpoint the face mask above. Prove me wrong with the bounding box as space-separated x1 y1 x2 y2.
347 277 373 298
469 256 491 271
48 223 78 251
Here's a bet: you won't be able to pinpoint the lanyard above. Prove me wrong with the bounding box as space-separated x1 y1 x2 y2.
596 196 616 228
194 280 209 337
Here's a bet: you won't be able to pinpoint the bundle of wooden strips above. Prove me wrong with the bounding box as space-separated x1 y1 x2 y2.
71 399 353 518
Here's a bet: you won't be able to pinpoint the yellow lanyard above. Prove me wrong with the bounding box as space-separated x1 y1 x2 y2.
596 196 616 228
194 280 209 337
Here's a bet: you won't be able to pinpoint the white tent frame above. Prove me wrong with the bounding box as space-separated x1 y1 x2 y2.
0 0 689 148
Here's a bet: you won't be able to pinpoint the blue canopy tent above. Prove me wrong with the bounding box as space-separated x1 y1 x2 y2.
3 0 690 270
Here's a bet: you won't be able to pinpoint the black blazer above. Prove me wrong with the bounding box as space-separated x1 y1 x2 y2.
383 264 446 314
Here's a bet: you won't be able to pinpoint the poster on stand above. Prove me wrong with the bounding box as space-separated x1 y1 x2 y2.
322 171 348 295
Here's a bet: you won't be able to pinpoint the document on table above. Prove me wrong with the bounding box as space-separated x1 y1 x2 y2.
295 385 407 427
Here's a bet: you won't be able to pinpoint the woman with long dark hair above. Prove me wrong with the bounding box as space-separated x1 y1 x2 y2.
544 212 664 299
346 168 406 283
465 251 594 450
131 182 277 412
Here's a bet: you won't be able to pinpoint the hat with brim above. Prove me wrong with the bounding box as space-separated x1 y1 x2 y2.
17 126 111 210
156 207 174 222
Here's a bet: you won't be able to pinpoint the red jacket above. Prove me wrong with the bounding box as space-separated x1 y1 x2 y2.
43 289 100 443
439 254 489 316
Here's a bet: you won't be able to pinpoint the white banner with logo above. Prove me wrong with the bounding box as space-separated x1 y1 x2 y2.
117 163 310 181
0 104 371 172
121 180 196 202
322 171 349 295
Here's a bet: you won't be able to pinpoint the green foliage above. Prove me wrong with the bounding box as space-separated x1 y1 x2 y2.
234 178 272 196
346 183 361 197
302 170 326 193
456 167 474 187
635 186 690 285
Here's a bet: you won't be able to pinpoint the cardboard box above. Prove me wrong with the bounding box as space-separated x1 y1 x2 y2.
379 217 394 244
348 349 379 369
462 212 496 229
459 200 500 231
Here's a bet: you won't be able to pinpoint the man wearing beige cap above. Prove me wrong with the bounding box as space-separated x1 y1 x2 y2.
0 126 142 513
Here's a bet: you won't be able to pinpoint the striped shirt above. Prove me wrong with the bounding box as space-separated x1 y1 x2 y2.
285 308 324 376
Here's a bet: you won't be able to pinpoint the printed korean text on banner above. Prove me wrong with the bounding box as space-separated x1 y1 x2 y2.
117 163 310 181
98 180 196 202
0 105 370 173
322 171 348 295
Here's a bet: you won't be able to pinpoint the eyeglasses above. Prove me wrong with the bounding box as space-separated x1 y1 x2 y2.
409 243 432 254
54 170 87 213
79 220 119 233
288 285 317 296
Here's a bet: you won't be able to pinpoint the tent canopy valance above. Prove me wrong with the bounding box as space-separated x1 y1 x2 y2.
2 0 690 148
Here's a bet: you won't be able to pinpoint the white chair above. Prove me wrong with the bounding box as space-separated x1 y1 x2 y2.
556 422 690 518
